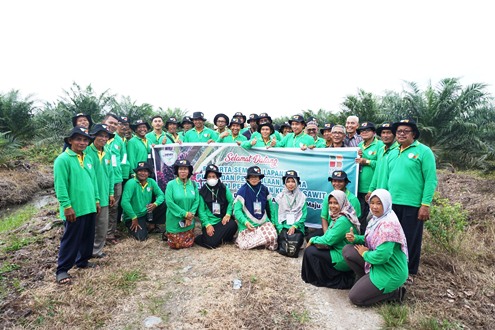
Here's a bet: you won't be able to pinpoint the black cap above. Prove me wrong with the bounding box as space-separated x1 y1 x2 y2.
213 113 229 126
257 122 275 135
119 116 130 124
282 170 300 184
173 159 193 177
288 114 305 125
64 126 93 145
392 119 420 139
71 113 93 128
247 113 259 123
328 170 350 183
233 112 247 122
130 120 151 131
257 113 272 124
228 117 243 128
133 162 153 175
320 123 334 134
192 112 206 121
181 116 193 125
376 122 395 136
90 123 115 139
246 166 265 179
165 117 179 129
204 164 222 179
357 122 376 133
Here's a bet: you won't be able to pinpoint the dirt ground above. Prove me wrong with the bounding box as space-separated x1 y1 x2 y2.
1 168 494 329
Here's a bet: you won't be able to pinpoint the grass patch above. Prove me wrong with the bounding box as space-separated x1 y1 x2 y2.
0 205 37 233
109 269 146 292
0 262 20 275
418 317 464 330
3 236 37 252
290 309 310 324
379 303 409 328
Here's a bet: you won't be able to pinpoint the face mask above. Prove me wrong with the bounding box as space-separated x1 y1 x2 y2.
206 178 218 186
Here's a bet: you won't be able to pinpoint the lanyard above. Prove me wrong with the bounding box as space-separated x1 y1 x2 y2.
247 184 262 201
205 184 218 202
285 193 296 210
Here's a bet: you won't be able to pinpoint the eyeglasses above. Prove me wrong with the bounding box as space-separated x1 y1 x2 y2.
396 129 413 135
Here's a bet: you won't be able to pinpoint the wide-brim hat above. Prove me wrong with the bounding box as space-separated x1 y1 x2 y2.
71 113 93 128
282 170 300 184
288 114 305 125
181 116 193 126
392 119 420 139
257 122 275 135
357 121 376 133
233 112 247 122
213 113 229 126
130 120 151 131
228 117 243 128
320 123 334 134
90 123 115 139
173 159 193 176
119 116 130 124
256 112 272 124
376 122 395 136
204 164 222 179
133 162 153 175
64 126 93 145
245 166 265 179
247 113 259 123
328 170 350 183
165 117 179 129
192 112 206 121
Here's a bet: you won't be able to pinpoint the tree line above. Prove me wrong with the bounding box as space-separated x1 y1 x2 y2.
1 79 494 170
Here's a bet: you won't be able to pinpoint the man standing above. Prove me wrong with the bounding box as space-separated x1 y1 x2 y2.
344 115 363 147
355 122 382 232
217 117 248 144
276 115 315 150
127 119 152 170
179 116 193 140
164 117 181 143
242 114 258 140
306 120 325 147
146 115 166 147
183 112 219 142
387 119 437 279
86 124 115 258
104 113 127 245
54 127 100 284
213 113 230 135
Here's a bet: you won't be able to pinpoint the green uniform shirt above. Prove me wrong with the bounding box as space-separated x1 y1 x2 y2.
368 141 398 192
387 140 437 207
272 202 307 234
54 149 99 220
320 189 361 220
117 135 131 180
121 177 164 222
357 137 383 193
165 178 200 233
86 144 115 207
127 136 151 171
354 236 408 293
316 138 332 148
276 132 316 148
197 188 234 227
145 131 167 146
250 130 283 142
183 127 219 143
107 134 127 184
216 133 248 143
310 215 358 271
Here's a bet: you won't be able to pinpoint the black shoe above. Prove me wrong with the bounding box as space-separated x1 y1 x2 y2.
397 286 407 303
92 252 107 259
161 231 168 241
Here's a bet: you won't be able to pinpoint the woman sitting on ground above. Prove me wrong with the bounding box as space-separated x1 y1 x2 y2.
165 159 200 249
195 164 238 248
343 189 408 306
273 170 306 257
301 190 360 289
233 166 278 250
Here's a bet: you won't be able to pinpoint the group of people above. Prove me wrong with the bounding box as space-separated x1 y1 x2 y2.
53 110 437 308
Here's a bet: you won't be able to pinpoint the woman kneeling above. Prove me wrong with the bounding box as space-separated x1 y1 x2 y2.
343 189 408 306
301 190 359 289
234 166 278 250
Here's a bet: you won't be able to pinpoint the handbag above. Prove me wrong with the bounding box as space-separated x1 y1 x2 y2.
277 228 304 258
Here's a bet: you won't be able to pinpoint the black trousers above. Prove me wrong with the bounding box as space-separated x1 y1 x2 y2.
357 192 370 234
392 204 423 275
194 219 238 249
57 213 96 275
301 245 354 289
125 216 149 241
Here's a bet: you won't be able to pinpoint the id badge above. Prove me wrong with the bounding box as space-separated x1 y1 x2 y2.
111 155 117 167
212 202 221 215
253 202 262 215
286 213 295 225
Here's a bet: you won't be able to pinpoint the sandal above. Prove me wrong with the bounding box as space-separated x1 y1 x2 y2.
56 272 72 285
